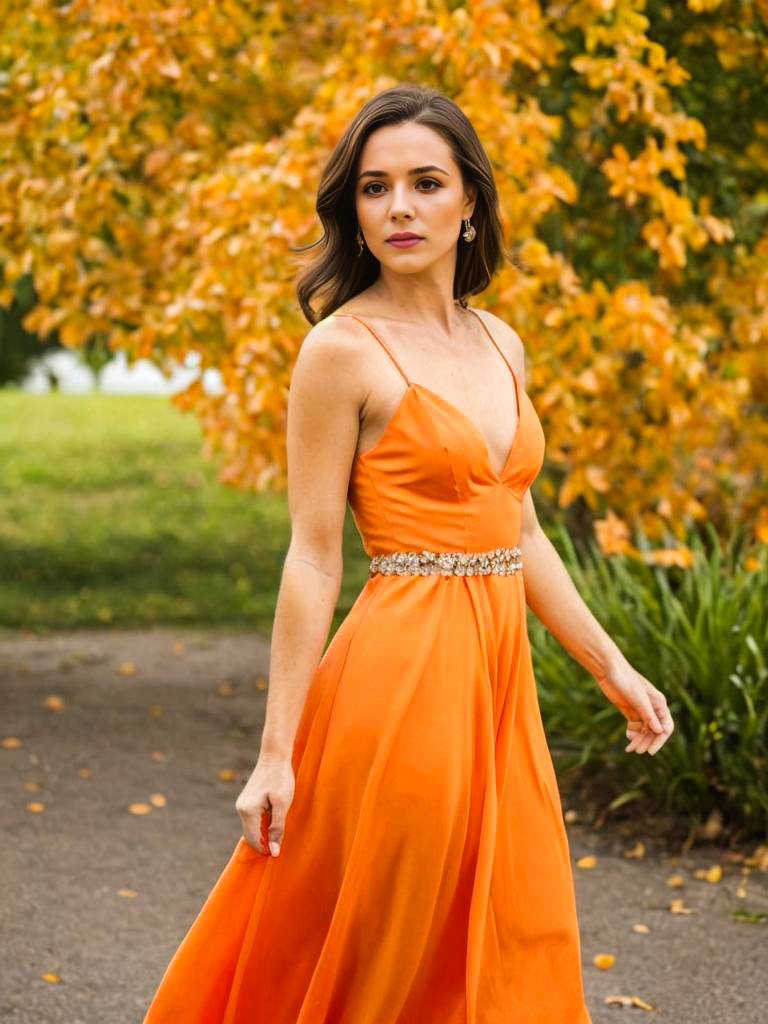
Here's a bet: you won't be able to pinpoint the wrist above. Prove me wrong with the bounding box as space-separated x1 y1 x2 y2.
258 737 293 762
589 643 629 682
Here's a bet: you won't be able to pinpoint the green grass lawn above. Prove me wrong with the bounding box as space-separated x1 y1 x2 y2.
0 390 370 632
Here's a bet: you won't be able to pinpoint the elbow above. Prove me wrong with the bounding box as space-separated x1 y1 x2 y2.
285 535 344 584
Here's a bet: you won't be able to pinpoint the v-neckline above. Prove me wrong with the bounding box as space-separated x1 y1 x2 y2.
410 379 523 482
331 308 524 482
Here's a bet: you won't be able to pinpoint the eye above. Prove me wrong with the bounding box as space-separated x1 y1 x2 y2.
362 178 442 195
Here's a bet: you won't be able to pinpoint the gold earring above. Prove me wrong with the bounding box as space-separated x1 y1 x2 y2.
462 217 476 242
356 227 365 256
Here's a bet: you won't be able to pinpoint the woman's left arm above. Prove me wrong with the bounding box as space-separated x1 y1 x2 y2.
519 489 674 757
488 311 675 757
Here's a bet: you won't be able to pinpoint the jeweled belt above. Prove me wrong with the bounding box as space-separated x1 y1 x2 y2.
368 545 523 577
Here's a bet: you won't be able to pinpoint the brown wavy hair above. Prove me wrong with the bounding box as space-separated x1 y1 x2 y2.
292 84 515 325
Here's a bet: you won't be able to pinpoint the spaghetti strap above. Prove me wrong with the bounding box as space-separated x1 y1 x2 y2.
465 307 516 382
332 312 411 386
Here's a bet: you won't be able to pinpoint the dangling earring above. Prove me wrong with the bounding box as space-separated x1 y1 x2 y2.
356 227 365 257
462 217 476 242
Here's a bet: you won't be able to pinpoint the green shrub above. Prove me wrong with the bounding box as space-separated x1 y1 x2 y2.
531 521 768 843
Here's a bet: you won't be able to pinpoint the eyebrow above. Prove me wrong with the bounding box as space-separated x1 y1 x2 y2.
357 165 449 181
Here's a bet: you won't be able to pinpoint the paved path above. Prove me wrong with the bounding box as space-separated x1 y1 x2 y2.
1 628 765 1022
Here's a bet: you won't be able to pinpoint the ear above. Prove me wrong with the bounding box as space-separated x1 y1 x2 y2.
463 183 477 220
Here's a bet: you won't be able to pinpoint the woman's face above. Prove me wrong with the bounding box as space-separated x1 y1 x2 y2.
354 121 476 273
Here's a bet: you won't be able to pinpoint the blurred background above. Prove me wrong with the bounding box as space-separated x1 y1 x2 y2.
2 3 767 1019
1 0 766 875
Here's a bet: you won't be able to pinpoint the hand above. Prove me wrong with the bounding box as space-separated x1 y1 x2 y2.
235 753 295 857
594 658 675 756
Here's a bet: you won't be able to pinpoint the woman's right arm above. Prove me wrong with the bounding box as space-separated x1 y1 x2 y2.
235 318 367 856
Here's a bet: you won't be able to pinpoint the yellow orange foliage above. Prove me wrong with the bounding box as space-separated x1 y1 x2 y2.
1 0 766 546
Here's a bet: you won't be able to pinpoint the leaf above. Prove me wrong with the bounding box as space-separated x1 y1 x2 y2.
605 994 656 1010
42 694 65 711
128 802 152 815
26 801 46 813
624 841 646 859
593 953 616 969
577 855 598 869
669 897 696 914
2 736 22 748
118 661 137 676
41 972 62 984
149 793 166 807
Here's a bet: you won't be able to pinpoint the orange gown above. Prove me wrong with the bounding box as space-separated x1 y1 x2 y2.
143 309 593 1024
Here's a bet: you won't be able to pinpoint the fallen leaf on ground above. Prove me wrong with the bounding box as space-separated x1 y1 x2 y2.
593 953 616 969
253 675 268 690
151 751 167 761
696 864 722 883
24 781 42 792
666 873 685 887
117 888 138 898
172 642 186 654
632 923 650 934
605 994 655 1010
577 855 598 869
117 661 136 676
128 802 152 815
744 845 768 871
623 841 646 859
78 767 91 779
669 897 696 914
2 736 22 749
216 681 235 696
149 793 166 807
218 769 236 781
564 809 579 823
42 694 65 711
149 704 163 718
26 801 46 813
41 972 62 984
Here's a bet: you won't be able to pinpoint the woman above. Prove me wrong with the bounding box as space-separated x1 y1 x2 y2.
144 83 674 1024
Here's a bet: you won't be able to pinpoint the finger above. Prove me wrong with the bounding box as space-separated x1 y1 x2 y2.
639 695 664 733
626 724 654 754
633 729 656 754
259 806 272 855
625 730 645 752
653 697 675 733
647 718 674 755
242 831 266 855
268 806 286 856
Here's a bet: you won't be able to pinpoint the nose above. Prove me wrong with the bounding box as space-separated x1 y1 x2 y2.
387 183 415 220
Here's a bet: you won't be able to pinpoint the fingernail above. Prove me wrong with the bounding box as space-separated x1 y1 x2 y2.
269 841 280 856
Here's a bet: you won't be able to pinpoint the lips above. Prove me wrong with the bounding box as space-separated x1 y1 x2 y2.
387 233 423 241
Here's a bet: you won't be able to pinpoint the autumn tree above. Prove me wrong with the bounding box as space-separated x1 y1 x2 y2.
1 0 766 553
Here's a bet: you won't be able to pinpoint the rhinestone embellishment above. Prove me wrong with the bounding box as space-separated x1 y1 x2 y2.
369 545 523 577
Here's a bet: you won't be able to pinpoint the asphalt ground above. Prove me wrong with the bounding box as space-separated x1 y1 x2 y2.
2 627 766 1023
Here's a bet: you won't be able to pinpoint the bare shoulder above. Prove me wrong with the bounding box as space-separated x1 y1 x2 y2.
298 313 368 364
468 307 527 384
291 314 371 394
